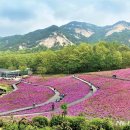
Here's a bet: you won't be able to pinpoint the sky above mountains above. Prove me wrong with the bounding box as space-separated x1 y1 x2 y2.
0 0 130 36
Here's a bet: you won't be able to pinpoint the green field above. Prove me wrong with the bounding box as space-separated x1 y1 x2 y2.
0 84 12 94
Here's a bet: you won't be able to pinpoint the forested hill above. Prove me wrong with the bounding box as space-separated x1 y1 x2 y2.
1 21 130 51
0 42 130 74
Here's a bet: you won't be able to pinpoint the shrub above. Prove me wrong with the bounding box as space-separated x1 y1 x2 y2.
50 115 65 127
3 122 18 130
32 116 48 128
53 121 72 130
43 127 54 130
123 125 130 130
82 124 98 130
67 116 86 130
25 125 37 130
113 125 123 130
85 118 114 130
18 118 29 130
0 119 4 127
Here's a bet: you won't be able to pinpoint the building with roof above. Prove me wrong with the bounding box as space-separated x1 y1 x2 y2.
0 68 32 78
0 69 21 78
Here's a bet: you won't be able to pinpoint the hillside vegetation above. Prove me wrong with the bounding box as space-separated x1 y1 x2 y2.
0 115 130 130
0 42 130 74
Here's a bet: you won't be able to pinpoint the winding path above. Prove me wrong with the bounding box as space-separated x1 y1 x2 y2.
0 82 61 116
7 75 98 117
68 75 97 107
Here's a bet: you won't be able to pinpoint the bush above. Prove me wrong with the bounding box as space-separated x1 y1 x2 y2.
82 124 98 130
0 119 4 127
32 116 48 128
25 125 37 130
53 121 72 130
67 116 86 130
113 125 123 130
43 127 54 130
85 118 114 130
3 122 18 130
50 115 65 127
123 125 130 130
1 116 129 130
18 118 29 130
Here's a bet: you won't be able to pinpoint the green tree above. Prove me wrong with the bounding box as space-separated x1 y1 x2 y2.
61 104 68 117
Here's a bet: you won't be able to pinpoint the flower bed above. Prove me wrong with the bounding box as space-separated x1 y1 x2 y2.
1 69 130 120
0 79 16 85
89 68 130 80
0 82 54 112
13 103 52 115
12 76 90 115
113 68 130 79
68 74 130 120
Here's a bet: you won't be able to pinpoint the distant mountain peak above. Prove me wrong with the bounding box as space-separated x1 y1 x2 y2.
105 21 130 36
114 20 128 25
62 21 97 28
1 20 130 51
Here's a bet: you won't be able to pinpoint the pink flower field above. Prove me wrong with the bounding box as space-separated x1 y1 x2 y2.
0 82 54 112
13 76 90 115
0 78 16 85
90 68 130 80
23 75 90 105
0 68 130 120
68 74 130 120
113 68 130 79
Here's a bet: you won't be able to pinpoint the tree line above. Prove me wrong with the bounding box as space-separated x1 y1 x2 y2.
0 42 130 74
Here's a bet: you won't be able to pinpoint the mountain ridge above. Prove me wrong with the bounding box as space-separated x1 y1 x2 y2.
0 20 130 51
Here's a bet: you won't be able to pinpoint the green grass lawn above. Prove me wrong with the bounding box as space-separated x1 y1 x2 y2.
0 84 12 93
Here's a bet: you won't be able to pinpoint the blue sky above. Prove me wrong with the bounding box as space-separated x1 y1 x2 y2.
0 0 130 36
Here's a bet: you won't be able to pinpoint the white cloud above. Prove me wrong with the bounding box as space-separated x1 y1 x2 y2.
0 0 130 36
